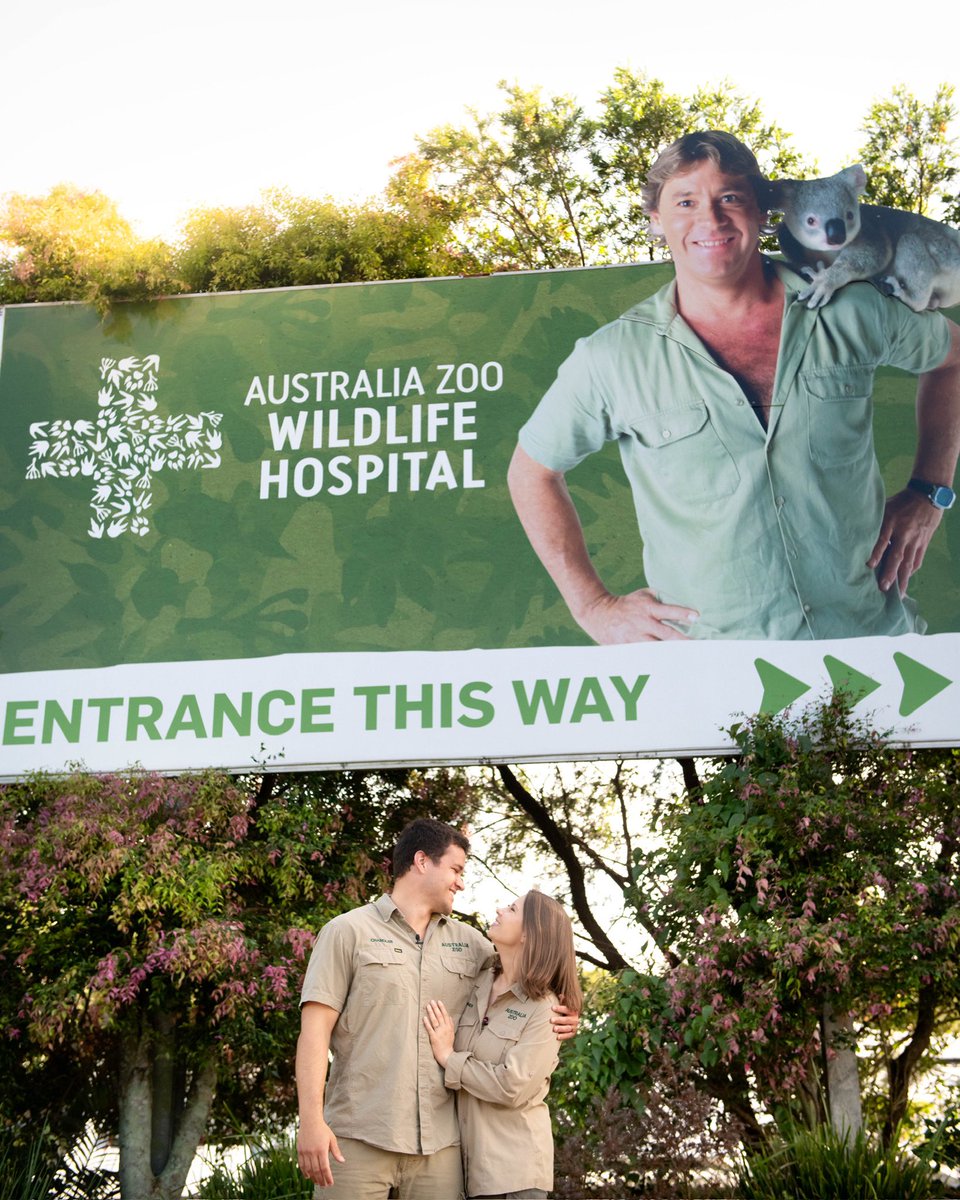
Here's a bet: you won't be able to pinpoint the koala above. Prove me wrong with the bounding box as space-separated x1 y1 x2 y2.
764 164 960 312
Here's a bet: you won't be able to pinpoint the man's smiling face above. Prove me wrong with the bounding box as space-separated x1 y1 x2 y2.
649 159 764 289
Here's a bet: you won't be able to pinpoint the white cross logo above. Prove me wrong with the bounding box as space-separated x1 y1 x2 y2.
25 354 224 538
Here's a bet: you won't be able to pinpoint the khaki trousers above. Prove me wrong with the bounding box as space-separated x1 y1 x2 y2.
315 1138 463 1200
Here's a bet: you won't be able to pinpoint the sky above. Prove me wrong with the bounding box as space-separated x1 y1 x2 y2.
3 0 958 243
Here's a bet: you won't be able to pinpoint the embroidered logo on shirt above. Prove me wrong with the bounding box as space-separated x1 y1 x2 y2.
441 940 470 952
505 1007 527 1021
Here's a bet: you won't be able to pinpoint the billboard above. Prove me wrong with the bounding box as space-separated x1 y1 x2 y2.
1 264 958 778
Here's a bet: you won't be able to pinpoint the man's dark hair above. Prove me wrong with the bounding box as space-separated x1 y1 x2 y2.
392 818 470 878
641 130 765 215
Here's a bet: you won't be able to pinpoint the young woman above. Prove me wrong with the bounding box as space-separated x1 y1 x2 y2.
423 890 582 1200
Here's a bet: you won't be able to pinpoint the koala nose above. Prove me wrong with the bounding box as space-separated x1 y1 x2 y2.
824 219 847 246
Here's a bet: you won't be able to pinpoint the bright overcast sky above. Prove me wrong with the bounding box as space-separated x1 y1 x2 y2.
3 0 958 242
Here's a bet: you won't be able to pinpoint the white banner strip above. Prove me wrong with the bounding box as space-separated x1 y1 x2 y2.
1 633 956 779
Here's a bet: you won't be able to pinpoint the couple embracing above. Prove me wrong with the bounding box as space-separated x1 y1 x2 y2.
296 818 581 1200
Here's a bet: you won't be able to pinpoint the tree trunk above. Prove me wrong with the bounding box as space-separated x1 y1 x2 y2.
117 1018 218 1200
821 1005 862 1138
883 981 938 1147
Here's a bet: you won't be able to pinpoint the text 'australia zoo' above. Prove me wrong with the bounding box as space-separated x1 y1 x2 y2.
246 362 502 499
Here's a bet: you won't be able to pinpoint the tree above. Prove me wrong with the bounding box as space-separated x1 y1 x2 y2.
0 767 481 1198
0 185 176 308
644 700 960 1146
857 84 958 216
417 81 601 270
175 177 473 295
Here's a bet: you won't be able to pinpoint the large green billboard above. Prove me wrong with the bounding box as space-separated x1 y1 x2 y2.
1 265 957 777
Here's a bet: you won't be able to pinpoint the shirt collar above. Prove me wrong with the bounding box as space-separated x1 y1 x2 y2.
620 255 809 336
376 892 447 928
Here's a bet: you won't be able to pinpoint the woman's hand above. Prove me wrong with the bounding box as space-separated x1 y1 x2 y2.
423 999 456 1067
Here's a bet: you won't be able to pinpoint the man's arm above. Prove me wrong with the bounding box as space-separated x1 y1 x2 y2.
869 320 960 595
296 1002 345 1188
507 445 698 643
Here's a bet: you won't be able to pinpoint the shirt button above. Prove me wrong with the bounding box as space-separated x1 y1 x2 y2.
803 603 812 613
776 496 785 508
661 429 672 439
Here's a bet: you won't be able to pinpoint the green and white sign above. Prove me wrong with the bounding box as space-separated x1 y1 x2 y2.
1 266 958 777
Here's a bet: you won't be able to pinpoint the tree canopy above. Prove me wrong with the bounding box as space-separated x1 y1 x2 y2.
4 76 956 311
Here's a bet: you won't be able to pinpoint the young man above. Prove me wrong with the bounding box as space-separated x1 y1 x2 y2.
296 818 578 1198
509 131 960 642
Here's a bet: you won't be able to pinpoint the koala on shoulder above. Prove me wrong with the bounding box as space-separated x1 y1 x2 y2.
763 164 960 312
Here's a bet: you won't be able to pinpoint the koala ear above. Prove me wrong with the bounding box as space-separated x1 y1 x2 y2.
846 164 868 195
763 176 782 212
761 178 788 213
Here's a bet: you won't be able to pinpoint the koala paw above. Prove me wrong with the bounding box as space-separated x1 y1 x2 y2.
797 262 836 308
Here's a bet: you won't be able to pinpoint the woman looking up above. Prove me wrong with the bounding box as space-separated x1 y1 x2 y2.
423 890 582 1200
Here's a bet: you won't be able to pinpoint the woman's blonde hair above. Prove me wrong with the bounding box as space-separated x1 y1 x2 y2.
510 891 582 1010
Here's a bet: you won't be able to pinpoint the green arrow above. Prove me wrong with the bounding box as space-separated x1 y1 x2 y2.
893 653 952 716
755 658 811 714
823 655 881 704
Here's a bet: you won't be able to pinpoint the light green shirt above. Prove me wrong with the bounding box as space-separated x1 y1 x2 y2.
520 260 952 640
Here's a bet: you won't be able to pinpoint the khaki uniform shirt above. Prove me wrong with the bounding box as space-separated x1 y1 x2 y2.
300 893 492 1155
444 970 559 1196
520 260 952 640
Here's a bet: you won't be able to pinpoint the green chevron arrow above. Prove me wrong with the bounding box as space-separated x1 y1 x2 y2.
755 658 811 714
823 655 881 704
893 653 952 716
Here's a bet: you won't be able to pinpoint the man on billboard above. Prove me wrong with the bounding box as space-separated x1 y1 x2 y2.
508 131 960 642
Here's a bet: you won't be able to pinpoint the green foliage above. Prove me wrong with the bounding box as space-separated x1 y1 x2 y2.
551 968 668 1125
417 81 600 270
175 174 474 294
0 1124 55 1200
918 1100 960 1171
196 1139 310 1200
738 1124 942 1200
0 186 177 309
0 1122 119 1200
553 1049 742 1198
857 83 958 216
639 697 960 1134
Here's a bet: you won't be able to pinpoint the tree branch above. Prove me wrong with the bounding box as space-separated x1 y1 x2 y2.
496 764 629 973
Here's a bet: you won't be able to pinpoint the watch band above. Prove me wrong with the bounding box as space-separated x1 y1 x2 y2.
908 477 956 510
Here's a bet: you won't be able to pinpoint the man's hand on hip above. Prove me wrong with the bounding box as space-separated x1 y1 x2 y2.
868 490 943 597
577 588 698 643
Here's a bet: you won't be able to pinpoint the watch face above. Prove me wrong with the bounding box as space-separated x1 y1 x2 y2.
933 485 957 510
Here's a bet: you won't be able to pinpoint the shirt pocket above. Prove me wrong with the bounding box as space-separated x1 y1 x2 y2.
481 1009 527 1064
439 944 485 981
354 944 408 1006
800 365 875 467
623 401 740 500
